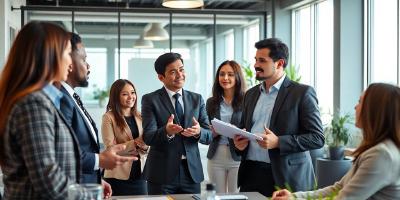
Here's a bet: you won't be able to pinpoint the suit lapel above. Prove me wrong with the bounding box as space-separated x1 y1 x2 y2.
270 77 292 127
55 106 82 182
182 89 192 128
158 88 177 123
61 86 99 147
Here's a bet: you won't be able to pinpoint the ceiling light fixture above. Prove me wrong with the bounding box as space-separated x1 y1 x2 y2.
133 35 154 48
162 0 204 9
144 23 169 41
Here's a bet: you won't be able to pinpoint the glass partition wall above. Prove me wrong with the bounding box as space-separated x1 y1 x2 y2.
24 7 266 105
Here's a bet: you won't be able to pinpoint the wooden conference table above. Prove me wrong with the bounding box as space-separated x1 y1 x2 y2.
112 192 266 200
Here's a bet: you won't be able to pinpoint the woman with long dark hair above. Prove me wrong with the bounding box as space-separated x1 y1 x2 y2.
101 79 148 195
272 83 400 199
0 21 80 199
206 60 246 193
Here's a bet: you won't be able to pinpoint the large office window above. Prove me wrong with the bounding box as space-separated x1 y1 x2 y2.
292 0 334 120
367 0 399 85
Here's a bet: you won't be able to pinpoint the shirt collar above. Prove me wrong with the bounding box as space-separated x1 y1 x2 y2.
61 81 75 96
164 86 183 99
260 73 286 93
42 83 63 109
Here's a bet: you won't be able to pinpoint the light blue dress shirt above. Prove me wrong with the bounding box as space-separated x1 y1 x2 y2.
42 83 63 110
247 74 286 163
218 99 233 145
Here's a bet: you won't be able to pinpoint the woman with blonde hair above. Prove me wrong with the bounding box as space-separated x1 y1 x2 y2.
0 21 80 199
102 79 148 195
272 83 400 200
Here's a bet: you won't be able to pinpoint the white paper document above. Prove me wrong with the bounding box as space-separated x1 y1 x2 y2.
211 118 263 141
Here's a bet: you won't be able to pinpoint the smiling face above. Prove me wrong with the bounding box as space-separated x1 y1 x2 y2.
254 48 285 82
158 59 186 92
218 64 236 92
119 83 136 111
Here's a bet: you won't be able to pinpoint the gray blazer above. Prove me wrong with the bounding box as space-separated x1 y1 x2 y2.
206 97 241 161
2 90 81 199
237 77 325 192
295 139 400 200
141 88 212 184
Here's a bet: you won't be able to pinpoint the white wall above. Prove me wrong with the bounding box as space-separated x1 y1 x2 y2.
0 0 25 70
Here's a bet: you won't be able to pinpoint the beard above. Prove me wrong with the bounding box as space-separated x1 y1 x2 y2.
255 66 276 81
77 77 89 87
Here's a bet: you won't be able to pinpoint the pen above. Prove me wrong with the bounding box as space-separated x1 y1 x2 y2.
167 195 174 200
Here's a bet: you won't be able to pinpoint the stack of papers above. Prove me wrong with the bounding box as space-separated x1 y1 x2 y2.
211 118 263 142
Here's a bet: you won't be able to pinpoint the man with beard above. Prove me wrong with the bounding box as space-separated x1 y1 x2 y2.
233 38 324 197
60 33 137 198
141 52 212 195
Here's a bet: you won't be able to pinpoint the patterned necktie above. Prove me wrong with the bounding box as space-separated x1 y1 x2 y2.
73 93 95 126
173 93 184 126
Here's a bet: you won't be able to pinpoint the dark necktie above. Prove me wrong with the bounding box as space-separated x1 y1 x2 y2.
73 92 95 127
173 93 184 126
173 93 186 156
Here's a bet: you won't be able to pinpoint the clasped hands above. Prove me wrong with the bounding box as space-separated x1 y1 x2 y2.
233 126 279 150
166 114 200 137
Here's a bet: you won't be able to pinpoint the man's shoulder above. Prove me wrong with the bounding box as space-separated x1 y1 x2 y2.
184 89 202 98
287 81 315 95
142 88 163 99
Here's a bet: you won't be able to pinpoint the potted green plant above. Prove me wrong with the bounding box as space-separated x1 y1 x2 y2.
324 112 353 160
284 64 301 83
241 60 259 87
93 88 109 107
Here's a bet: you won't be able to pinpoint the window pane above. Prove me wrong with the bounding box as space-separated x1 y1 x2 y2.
370 0 398 84
316 0 334 119
293 6 313 85
74 12 118 104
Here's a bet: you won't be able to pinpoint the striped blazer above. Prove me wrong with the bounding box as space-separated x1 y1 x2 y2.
2 90 81 199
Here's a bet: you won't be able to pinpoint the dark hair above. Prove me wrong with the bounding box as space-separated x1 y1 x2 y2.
154 52 184 75
255 38 289 68
106 79 140 130
208 60 246 116
70 32 82 52
353 83 400 160
0 21 70 165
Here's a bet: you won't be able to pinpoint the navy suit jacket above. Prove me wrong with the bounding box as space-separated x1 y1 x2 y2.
141 87 212 184
60 86 101 184
237 77 325 192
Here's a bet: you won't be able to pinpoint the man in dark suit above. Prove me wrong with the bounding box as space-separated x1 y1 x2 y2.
233 38 325 197
142 52 213 195
60 33 136 198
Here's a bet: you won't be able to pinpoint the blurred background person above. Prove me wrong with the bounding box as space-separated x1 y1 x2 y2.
272 83 400 200
206 60 246 193
102 79 148 196
0 21 80 199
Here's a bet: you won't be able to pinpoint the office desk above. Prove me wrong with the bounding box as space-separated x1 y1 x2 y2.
113 192 266 200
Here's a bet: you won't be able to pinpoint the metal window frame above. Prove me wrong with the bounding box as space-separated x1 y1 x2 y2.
18 5 267 79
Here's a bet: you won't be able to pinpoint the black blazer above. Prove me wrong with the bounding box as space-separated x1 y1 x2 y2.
237 77 325 192
60 86 101 184
141 87 212 184
206 98 241 161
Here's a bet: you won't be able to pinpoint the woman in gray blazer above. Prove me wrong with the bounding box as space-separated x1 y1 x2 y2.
0 22 81 199
272 83 400 200
206 60 246 193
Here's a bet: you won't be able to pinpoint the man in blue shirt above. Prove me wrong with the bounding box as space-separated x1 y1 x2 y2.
234 38 325 197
